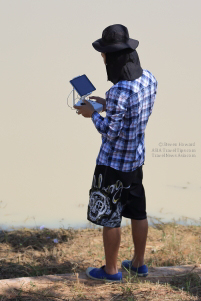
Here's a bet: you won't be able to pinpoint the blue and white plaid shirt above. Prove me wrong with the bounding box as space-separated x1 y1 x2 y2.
91 69 158 172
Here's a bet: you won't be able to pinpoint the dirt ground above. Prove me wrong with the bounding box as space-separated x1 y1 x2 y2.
0 220 201 300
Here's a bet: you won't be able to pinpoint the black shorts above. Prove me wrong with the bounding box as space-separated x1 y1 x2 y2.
87 164 147 228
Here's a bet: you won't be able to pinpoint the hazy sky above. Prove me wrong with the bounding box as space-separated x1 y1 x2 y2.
0 0 200 230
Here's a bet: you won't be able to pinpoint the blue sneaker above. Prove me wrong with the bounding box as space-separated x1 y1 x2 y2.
86 265 122 282
121 260 148 277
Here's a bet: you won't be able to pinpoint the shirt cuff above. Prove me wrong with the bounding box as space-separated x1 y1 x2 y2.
91 110 99 120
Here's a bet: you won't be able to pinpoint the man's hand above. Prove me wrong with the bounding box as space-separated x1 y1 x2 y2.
89 96 106 112
73 99 95 118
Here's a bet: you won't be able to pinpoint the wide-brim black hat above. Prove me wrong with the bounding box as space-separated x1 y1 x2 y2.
92 24 139 53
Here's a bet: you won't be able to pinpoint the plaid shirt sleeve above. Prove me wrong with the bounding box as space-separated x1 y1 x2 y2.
149 80 158 115
91 87 128 141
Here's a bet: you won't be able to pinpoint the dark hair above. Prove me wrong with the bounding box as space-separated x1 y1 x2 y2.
105 48 143 84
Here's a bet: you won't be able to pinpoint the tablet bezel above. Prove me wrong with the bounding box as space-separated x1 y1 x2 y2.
70 75 96 97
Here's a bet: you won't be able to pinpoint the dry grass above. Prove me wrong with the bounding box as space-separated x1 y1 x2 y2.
0 216 201 300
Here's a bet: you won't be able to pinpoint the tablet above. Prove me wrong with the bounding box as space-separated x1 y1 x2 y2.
70 75 96 97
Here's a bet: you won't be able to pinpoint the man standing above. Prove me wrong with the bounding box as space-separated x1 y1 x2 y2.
74 24 158 282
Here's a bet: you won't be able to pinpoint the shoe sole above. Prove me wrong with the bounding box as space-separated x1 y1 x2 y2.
86 267 123 282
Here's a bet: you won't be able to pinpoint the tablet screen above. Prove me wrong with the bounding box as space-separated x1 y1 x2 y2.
70 75 96 97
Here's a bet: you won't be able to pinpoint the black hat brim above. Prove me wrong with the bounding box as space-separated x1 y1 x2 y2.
92 38 139 53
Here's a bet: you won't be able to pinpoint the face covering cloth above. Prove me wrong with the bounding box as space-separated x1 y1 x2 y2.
105 48 143 85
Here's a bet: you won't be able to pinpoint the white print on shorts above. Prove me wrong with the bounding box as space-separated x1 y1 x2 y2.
88 173 130 226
